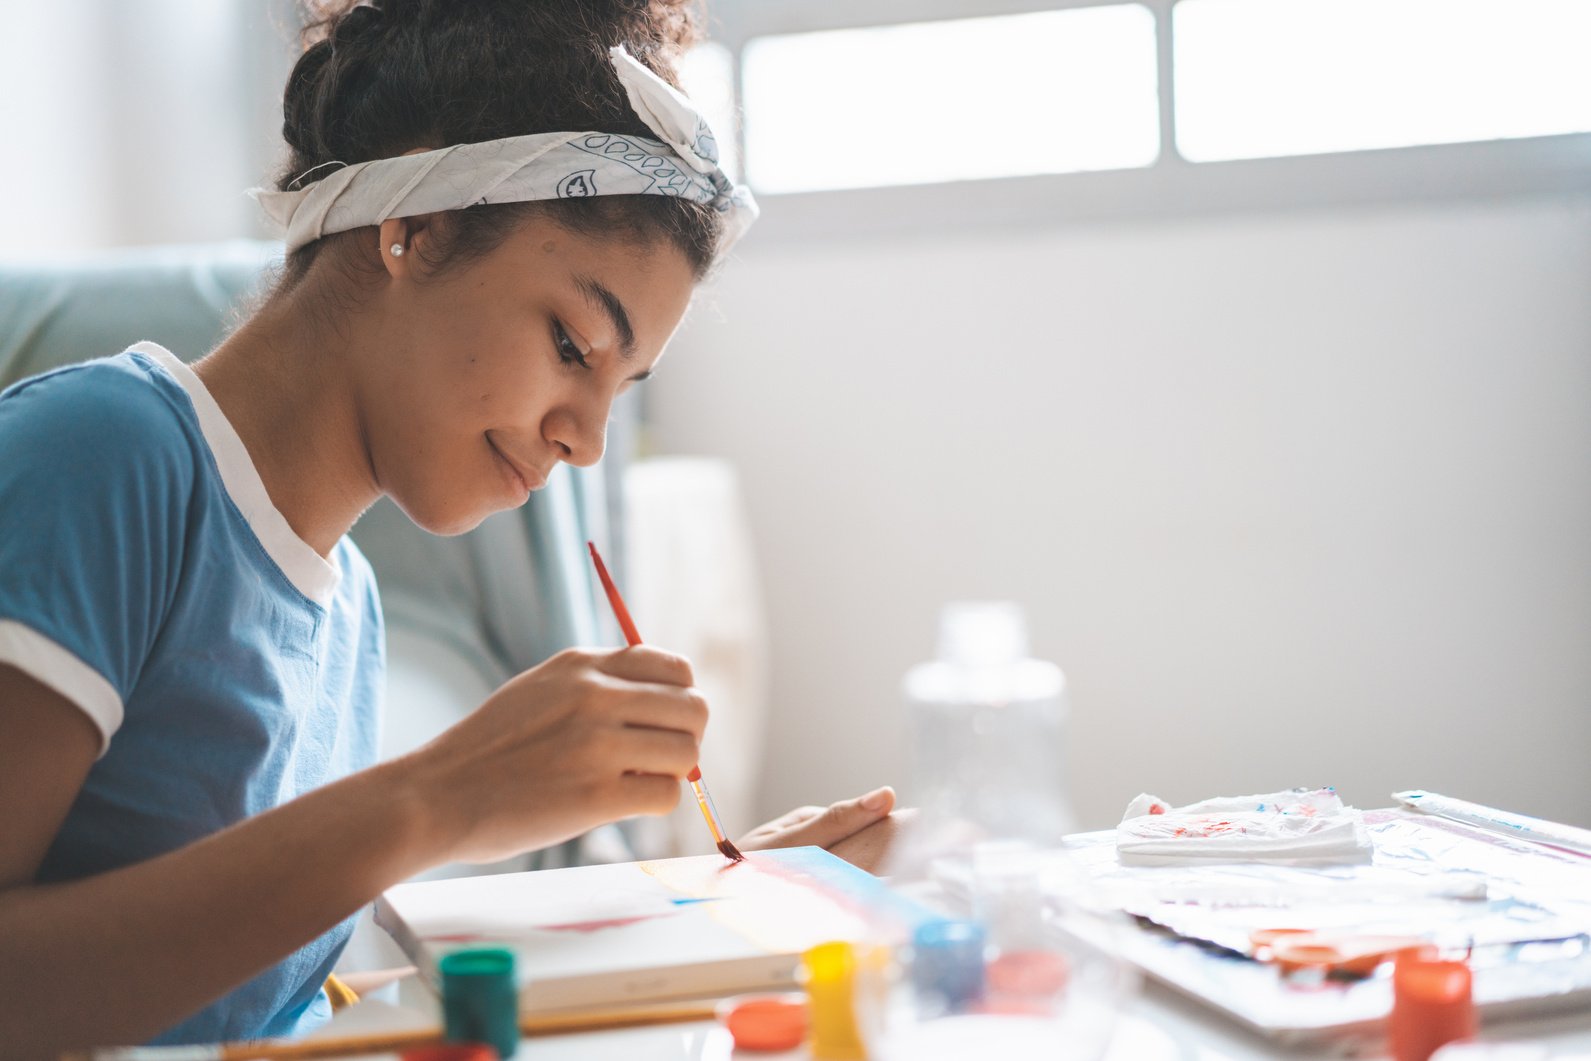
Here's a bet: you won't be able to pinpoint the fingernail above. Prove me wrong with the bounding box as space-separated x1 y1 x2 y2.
861 787 892 811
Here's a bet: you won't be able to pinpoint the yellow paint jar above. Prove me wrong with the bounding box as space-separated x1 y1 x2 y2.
804 941 867 1060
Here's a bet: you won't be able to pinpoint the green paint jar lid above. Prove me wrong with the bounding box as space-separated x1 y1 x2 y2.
440 947 519 1059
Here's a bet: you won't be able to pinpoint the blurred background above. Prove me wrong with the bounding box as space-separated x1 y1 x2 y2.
3 0 1588 832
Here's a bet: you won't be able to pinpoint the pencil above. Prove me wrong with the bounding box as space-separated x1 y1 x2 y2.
586 541 745 863
69 1001 720 1060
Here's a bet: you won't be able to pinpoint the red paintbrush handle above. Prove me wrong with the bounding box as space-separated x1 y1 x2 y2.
588 541 643 646
588 543 709 789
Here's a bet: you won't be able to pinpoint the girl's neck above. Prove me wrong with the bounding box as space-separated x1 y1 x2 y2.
193 293 381 558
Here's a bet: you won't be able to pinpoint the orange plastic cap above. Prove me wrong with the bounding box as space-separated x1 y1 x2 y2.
721 994 809 1052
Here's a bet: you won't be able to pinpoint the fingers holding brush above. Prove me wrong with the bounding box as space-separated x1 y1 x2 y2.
614 683 709 743
598 644 696 687
595 646 709 742
616 772 690 816
398 647 707 864
613 723 703 781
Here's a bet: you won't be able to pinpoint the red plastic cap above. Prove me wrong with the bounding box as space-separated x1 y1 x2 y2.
722 996 809 1052
1390 953 1476 1061
401 1045 497 1061
987 950 1070 996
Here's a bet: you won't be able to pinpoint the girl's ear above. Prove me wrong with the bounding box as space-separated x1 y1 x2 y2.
377 214 439 280
377 217 412 280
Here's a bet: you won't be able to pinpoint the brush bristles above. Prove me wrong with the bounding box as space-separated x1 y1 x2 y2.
717 838 746 863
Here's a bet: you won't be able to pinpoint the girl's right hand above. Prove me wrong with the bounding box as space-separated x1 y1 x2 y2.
397 645 706 865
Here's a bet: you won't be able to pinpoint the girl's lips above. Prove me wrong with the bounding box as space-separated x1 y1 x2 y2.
488 436 544 495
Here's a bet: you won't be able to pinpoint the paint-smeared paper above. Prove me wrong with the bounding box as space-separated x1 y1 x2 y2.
375 846 934 1013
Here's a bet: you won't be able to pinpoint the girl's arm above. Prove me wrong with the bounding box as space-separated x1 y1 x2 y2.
0 646 706 1057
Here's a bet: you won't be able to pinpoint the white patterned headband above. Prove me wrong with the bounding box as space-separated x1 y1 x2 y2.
252 44 757 258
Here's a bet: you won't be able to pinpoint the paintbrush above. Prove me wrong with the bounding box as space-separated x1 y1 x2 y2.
587 540 744 863
65 1000 720 1060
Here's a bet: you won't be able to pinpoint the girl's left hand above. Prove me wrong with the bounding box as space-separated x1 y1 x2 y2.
737 786 898 872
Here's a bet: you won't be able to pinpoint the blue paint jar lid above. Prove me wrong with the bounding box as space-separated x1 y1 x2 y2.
911 919 987 1013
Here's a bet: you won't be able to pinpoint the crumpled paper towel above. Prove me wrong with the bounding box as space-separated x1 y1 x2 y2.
1116 787 1372 866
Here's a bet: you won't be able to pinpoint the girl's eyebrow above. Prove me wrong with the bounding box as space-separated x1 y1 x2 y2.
572 274 636 359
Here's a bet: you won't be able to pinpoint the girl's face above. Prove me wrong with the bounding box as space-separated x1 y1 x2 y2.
353 215 696 535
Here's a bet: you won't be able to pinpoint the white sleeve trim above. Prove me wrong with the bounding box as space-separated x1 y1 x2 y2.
0 620 122 757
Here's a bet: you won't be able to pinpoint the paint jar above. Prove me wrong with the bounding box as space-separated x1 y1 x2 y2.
440 947 519 1059
1390 952 1477 1061
803 941 870 1060
909 919 987 1016
888 601 1075 886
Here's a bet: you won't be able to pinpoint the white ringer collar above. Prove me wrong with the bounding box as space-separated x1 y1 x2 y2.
129 341 342 606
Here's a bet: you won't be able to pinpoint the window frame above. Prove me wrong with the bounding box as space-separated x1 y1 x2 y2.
706 0 1591 245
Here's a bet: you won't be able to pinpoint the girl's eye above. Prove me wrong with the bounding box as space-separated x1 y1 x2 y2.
552 319 590 369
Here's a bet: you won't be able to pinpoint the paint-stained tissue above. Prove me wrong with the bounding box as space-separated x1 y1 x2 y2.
1116 787 1371 866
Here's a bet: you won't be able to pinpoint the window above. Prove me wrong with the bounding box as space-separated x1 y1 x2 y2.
739 6 1160 194
700 0 1591 234
1174 0 1591 162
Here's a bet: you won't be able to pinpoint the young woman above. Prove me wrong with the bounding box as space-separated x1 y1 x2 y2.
0 1 896 1052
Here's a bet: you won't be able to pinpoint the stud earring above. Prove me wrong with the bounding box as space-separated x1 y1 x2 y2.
389 243 405 257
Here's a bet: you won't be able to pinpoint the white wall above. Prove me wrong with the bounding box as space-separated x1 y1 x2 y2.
650 192 1591 831
0 1 294 257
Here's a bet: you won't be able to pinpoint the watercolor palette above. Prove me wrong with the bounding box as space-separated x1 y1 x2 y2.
1064 808 1591 1045
375 845 935 1014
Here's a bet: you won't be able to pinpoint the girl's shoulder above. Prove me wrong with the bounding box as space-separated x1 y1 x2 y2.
0 346 201 492
2 346 190 432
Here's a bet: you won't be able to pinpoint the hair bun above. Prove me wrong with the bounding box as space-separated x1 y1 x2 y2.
280 36 334 159
281 0 708 185
329 4 385 46
299 0 405 47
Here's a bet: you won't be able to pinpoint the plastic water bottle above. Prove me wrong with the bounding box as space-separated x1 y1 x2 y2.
868 607 1133 1061
888 601 1074 886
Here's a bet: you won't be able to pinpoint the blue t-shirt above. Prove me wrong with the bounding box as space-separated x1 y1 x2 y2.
0 342 384 1043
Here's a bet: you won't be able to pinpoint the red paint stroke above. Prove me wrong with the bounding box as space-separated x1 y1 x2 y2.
539 913 669 933
423 909 684 940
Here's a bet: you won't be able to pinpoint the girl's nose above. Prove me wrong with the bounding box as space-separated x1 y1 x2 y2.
546 406 608 468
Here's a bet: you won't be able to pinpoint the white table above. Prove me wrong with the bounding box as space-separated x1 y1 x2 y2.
314 973 1591 1059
